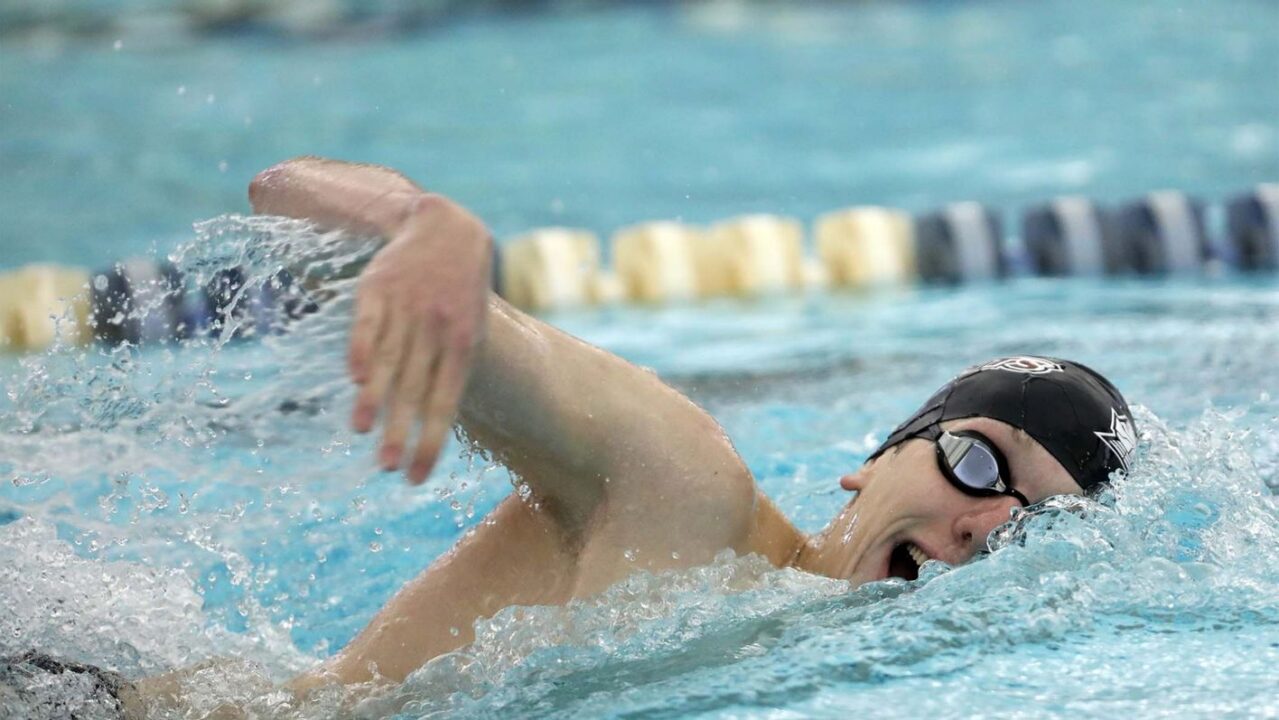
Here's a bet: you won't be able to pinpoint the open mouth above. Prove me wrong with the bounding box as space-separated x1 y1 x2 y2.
887 542 930 581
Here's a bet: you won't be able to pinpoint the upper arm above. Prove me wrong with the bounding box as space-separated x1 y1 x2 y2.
458 297 758 557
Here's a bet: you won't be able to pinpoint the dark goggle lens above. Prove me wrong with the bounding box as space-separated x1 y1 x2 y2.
938 432 1005 493
950 443 1000 490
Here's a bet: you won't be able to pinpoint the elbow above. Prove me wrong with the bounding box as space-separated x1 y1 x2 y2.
248 163 286 213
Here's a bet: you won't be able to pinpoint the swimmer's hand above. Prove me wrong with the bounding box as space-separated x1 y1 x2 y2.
348 195 492 484
248 156 490 484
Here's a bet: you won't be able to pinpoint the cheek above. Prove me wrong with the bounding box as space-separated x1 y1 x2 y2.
879 470 952 515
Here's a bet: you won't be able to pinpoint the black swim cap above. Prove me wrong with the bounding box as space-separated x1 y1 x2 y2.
868 356 1136 492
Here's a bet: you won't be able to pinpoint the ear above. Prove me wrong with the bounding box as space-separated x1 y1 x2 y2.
840 465 871 492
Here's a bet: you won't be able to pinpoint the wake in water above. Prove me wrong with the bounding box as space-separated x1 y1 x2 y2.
1 218 1276 718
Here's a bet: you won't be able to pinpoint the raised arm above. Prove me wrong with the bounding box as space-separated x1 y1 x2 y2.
249 156 492 483
250 157 755 545
256 158 761 690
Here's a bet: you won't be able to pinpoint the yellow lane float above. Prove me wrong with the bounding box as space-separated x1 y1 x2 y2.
611 221 702 303
705 215 806 297
499 228 603 312
815 207 916 289
0 264 91 351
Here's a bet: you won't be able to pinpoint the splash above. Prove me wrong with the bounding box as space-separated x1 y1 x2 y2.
0 215 522 718
2 217 1278 718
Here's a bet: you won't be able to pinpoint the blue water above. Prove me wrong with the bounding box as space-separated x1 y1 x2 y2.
1 0 1276 267
2 1 1279 718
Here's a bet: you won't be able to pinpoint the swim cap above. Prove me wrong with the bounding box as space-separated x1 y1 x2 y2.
868 356 1136 492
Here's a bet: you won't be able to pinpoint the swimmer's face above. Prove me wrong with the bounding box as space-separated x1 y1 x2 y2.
834 416 1082 586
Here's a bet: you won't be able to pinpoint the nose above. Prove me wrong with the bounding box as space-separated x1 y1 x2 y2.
951 497 1020 557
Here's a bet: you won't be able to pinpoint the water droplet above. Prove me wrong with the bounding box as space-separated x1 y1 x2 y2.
177 85 186 95
449 627 460 637
113 39 123 50
369 542 382 553
671 551 680 560
841 512 860 545
624 548 638 562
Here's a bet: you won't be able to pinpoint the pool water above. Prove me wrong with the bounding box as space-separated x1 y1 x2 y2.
1 217 1278 718
2 0 1278 718
1 0 1276 266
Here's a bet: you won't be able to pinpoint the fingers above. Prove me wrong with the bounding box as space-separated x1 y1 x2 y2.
406 342 473 485
348 291 386 384
349 302 475 484
351 310 409 433
378 327 434 471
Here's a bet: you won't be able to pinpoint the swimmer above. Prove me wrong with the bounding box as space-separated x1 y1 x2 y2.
3 157 1137 717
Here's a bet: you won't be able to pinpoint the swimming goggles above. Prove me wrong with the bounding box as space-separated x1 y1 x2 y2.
934 429 1028 507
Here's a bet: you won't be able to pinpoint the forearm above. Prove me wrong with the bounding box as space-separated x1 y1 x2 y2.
251 158 500 294
249 156 426 239
294 494 577 689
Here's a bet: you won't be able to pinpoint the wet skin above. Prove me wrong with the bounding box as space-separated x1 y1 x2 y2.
793 416 1086 585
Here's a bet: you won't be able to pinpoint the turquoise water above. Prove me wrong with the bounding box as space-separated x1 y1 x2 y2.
1 1 1276 266
1 217 1278 717
2 1 1279 718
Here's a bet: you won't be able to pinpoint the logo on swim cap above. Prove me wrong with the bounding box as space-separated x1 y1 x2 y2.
1094 408 1137 470
980 356 1064 375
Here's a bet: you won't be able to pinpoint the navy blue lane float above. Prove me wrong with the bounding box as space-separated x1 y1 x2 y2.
913 202 1007 284
1225 184 1279 271
1113 191 1210 275
1021 197 1124 276
89 260 316 346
